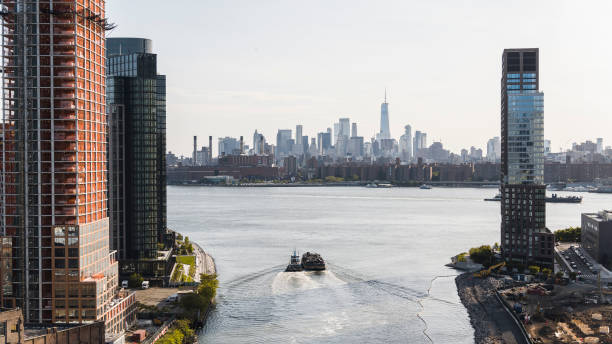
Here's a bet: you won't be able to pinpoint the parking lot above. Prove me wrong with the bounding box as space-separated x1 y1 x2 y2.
557 244 600 278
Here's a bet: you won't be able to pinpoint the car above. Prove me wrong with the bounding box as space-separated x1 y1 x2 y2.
141 281 150 289
121 280 128 289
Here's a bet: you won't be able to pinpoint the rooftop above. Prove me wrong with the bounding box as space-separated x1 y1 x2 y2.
584 210 612 222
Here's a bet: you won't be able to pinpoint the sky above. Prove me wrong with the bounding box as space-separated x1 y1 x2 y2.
107 0 612 157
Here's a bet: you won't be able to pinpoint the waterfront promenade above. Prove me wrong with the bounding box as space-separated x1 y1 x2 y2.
194 242 216 282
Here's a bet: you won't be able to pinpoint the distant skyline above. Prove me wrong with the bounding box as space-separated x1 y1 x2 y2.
108 0 612 156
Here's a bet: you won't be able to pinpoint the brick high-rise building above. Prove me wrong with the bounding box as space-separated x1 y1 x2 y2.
0 0 134 331
500 48 554 268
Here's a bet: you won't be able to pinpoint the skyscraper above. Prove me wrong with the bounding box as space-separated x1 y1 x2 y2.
0 0 134 330
379 91 391 140
486 137 501 162
107 37 167 263
339 118 350 140
500 48 553 268
351 122 358 138
276 129 292 158
295 125 303 155
399 125 412 161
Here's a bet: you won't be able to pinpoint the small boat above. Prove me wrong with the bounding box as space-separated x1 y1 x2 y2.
301 252 326 271
419 184 432 190
285 250 303 272
366 183 393 188
484 194 501 201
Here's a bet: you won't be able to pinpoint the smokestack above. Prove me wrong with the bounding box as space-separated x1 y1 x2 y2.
240 136 244 154
193 136 197 166
209 136 213 161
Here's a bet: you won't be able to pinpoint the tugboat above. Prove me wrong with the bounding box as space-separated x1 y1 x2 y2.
546 194 582 203
484 193 582 203
285 250 303 272
301 252 326 271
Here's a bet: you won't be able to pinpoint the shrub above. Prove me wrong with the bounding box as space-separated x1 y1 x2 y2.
128 273 144 288
528 265 540 275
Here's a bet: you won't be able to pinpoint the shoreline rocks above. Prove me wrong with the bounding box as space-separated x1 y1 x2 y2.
456 273 519 344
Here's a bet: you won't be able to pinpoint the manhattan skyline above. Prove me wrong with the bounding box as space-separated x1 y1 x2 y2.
107 1 612 156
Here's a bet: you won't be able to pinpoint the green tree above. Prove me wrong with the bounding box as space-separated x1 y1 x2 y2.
569 271 577 281
528 265 540 275
128 273 144 288
198 274 219 300
541 268 552 277
468 245 494 266
554 227 581 242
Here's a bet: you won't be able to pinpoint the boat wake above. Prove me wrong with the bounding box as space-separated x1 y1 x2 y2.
271 270 345 295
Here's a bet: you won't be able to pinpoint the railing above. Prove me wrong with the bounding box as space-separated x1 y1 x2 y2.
142 316 176 344
494 289 533 344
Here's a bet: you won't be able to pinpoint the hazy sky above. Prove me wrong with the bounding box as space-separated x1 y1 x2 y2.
107 0 612 156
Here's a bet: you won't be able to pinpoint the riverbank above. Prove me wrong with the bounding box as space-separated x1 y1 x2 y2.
455 273 529 344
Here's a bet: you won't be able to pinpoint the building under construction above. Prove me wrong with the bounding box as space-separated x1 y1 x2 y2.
0 0 133 333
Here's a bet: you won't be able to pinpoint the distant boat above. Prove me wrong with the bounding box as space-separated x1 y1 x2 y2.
366 183 393 188
589 186 612 194
484 193 582 203
419 184 432 190
484 194 501 201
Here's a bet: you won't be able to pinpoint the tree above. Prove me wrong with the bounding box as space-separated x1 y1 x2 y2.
569 271 577 281
198 274 219 300
528 265 540 275
492 242 500 252
554 227 581 242
128 273 144 288
541 268 552 277
469 245 494 266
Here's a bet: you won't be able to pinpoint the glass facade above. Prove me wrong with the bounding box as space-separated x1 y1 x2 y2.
506 93 544 184
106 39 167 261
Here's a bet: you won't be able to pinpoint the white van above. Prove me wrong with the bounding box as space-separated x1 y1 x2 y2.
121 280 128 289
141 281 150 289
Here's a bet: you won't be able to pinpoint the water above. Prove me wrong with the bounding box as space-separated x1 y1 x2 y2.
167 186 611 344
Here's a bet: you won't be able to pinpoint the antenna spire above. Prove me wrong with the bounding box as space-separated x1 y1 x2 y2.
384 88 387 103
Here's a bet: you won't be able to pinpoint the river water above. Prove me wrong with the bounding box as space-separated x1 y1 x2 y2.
167 186 610 344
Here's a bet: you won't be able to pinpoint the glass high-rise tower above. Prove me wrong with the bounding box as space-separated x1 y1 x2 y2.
500 48 553 268
106 38 167 264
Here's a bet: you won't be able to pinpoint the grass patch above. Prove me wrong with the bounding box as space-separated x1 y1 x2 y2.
176 255 195 265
